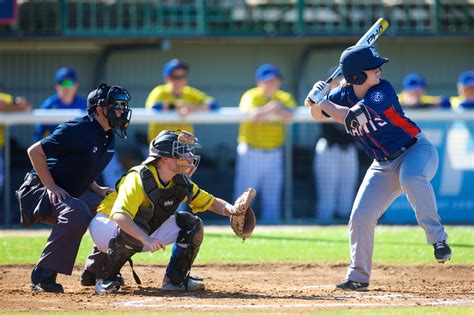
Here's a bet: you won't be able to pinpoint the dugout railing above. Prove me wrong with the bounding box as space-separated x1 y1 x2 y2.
1 108 473 227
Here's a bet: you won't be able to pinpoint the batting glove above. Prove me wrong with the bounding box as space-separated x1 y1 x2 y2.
305 81 330 107
344 104 371 133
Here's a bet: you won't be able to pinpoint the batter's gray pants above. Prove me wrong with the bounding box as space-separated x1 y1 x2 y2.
346 133 448 283
36 191 103 275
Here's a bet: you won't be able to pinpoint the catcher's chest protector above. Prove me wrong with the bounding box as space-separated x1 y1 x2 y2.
128 166 193 234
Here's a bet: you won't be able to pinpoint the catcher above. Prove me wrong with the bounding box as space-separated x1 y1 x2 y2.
80 129 256 294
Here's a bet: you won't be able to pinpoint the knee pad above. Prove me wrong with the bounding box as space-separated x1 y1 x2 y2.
100 229 144 280
175 211 204 247
166 211 204 286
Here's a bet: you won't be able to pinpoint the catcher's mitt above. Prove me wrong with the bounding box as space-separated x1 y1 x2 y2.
230 188 256 240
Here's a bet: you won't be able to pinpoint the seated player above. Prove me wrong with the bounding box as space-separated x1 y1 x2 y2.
81 130 255 294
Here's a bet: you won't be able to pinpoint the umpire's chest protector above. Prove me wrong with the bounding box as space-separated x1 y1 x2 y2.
127 165 193 234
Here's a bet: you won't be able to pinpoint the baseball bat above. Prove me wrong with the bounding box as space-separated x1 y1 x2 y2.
305 18 390 108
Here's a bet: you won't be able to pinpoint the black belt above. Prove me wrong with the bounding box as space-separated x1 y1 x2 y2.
376 138 418 162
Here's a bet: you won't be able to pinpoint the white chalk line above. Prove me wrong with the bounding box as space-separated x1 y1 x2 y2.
116 296 474 310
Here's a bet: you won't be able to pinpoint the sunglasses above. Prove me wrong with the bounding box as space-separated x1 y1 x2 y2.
59 79 75 88
170 74 187 80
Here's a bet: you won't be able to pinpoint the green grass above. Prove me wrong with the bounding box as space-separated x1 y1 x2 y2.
0 225 473 265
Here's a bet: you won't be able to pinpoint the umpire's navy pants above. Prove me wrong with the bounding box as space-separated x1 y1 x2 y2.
36 191 103 275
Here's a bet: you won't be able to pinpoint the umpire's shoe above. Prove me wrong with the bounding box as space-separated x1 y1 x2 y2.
433 240 452 263
80 270 125 287
161 275 205 291
335 279 369 291
94 278 121 294
31 266 64 293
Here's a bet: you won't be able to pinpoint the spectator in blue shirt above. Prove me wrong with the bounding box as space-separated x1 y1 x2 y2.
33 66 87 141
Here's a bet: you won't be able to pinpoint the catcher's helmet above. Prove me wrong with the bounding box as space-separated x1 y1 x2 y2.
340 45 389 85
143 130 201 175
87 83 132 139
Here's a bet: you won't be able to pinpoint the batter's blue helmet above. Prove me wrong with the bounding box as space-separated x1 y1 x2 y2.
340 45 389 85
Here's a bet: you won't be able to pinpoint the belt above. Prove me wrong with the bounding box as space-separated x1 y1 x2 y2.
376 138 418 162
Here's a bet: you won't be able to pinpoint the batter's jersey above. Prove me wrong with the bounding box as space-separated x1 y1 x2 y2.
37 115 115 197
97 164 216 219
328 79 420 160
0 92 15 148
33 94 87 141
145 84 218 142
238 87 297 150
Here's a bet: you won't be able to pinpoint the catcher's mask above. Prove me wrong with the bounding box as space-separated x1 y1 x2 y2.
143 130 201 175
87 83 132 139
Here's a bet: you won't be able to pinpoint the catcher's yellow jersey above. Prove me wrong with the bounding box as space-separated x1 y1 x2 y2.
238 87 296 149
97 164 216 219
0 92 14 148
145 83 214 142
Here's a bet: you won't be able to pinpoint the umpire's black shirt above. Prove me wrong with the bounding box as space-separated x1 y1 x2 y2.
36 115 115 197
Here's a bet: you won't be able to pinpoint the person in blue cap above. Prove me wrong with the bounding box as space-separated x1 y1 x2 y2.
398 72 447 109
33 66 87 141
145 59 219 143
306 45 451 291
448 70 474 110
234 64 296 224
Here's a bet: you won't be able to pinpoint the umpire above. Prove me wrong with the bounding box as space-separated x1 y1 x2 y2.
16 83 132 293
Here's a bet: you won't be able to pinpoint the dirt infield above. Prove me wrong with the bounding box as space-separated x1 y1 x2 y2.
1 263 473 312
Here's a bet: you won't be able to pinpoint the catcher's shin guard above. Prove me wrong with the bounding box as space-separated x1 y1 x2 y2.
100 229 144 283
166 211 204 287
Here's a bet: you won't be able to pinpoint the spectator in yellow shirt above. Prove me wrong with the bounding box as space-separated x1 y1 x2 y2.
0 92 31 203
234 64 296 224
398 73 447 109
145 59 219 143
448 70 474 110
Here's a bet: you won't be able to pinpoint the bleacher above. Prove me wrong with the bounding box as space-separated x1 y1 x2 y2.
1 0 473 37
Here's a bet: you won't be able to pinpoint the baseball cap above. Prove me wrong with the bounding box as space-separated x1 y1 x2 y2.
255 64 282 81
403 73 427 91
162 59 189 78
458 70 474 87
55 66 77 83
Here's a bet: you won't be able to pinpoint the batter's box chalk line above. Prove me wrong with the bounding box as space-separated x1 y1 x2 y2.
115 295 474 310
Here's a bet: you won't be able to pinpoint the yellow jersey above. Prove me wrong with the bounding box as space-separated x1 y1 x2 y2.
238 87 296 149
145 84 215 142
97 164 216 219
0 93 14 148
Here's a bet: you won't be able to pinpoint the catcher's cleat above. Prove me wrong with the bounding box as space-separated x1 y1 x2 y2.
31 266 64 293
80 270 125 287
335 279 369 291
433 240 452 263
161 275 205 291
94 278 121 294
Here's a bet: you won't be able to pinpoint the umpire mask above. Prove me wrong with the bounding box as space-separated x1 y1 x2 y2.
102 85 132 139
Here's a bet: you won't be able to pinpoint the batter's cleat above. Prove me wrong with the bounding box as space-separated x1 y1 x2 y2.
31 266 64 293
335 279 369 291
94 278 121 294
80 270 125 287
433 240 452 263
161 275 205 291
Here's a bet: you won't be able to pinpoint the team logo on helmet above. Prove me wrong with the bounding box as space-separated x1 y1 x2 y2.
370 91 384 103
369 46 380 58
